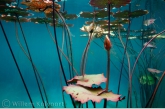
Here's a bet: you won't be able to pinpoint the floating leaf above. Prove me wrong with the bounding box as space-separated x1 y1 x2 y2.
49 23 74 27
30 17 53 24
45 11 59 19
111 19 129 24
94 9 113 18
0 16 30 22
62 13 78 20
0 6 31 17
101 24 123 31
85 20 108 25
68 74 107 87
63 85 123 103
79 11 93 18
21 0 61 12
80 10 113 19
113 10 148 18
131 10 148 18
89 0 131 9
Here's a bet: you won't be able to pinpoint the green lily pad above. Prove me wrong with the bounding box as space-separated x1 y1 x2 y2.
49 23 74 27
62 12 78 20
0 6 31 17
30 17 53 24
113 10 148 18
85 20 108 25
80 9 113 19
0 16 30 22
89 0 131 9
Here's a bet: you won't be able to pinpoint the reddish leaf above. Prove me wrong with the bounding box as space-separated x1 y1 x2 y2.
67 74 107 87
63 85 123 104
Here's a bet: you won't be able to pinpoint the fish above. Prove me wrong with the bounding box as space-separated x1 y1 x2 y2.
147 68 163 74
144 19 155 26
143 42 157 48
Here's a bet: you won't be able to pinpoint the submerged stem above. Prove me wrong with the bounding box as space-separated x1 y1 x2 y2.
54 9 74 77
16 16 47 108
131 29 165 108
0 20 34 108
116 9 131 107
45 23 79 76
103 51 110 108
146 71 165 107
106 51 110 91
81 33 93 77
15 21 49 108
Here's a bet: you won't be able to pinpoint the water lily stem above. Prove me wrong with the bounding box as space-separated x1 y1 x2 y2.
130 29 165 108
0 20 34 108
81 33 93 77
106 51 110 91
146 71 165 107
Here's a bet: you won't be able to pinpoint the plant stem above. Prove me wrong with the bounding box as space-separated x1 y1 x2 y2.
91 101 96 108
131 29 165 108
146 71 165 107
81 33 93 77
0 20 34 108
116 6 131 107
16 16 47 108
106 51 110 91
15 21 49 108
46 23 79 76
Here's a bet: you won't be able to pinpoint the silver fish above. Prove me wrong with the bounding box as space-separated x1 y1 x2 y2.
143 42 157 48
148 68 162 74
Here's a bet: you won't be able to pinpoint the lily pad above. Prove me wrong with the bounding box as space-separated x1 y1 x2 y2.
111 19 129 24
113 10 148 18
63 85 123 103
79 11 94 18
0 16 30 22
101 24 123 31
85 20 108 25
80 10 113 19
89 0 131 9
30 17 53 24
67 74 107 87
45 11 59 19
95 9 113 18
49 23 74 27
131 10 148 18
62 13 78 20
0 6 31 17
21 0 61 12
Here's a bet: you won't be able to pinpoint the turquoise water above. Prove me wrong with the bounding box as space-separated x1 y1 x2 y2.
0 0 165 108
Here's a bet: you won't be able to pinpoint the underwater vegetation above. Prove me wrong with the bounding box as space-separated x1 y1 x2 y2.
1 0 165 108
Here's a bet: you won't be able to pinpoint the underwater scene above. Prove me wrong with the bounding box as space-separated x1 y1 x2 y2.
1 0 165 108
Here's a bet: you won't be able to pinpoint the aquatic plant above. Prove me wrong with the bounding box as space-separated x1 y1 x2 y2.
130 29 165 107
0 20 35 107
139 75 155 85
1 0 165 108
146 71 165 107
